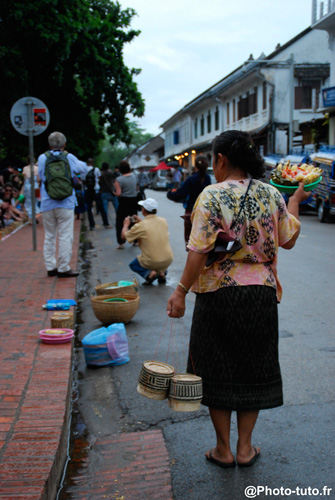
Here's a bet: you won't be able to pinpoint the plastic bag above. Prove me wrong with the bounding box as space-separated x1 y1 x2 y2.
43 299 77 310
105 280 134 290
82 323 129 367
117 280 134 287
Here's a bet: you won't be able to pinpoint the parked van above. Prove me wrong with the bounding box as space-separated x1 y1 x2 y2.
151 169 169 190
309 147 335 222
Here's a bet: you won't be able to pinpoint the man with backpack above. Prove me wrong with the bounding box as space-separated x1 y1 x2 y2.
83 158 110 230
38 131 90 278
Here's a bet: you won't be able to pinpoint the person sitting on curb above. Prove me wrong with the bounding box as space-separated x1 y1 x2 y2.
121 198 173 285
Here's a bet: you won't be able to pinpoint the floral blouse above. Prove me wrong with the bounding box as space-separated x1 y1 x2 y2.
187 179 300 302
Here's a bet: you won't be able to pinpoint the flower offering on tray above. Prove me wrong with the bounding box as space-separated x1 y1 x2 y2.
271 161 322 186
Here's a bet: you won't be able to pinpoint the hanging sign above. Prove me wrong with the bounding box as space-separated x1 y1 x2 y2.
322 86 335 108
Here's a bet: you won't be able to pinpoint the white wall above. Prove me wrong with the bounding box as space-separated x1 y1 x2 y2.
128 153 160 170
163 29 332 158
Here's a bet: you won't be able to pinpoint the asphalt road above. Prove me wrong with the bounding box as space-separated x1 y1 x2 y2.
60 189 335 500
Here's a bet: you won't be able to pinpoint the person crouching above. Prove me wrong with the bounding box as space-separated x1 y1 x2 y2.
121 198 173 285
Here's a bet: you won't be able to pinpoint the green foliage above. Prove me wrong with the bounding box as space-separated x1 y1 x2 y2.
97 121 154 169
0 0 145 164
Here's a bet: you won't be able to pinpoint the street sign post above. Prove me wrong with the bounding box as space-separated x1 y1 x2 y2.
10 97 50 250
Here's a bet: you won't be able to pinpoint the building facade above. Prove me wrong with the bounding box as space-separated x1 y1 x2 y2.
125 135 164 170
161 25 332 170
312 0 335 145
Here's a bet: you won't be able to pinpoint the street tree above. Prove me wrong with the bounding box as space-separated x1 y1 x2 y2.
0 0 145 163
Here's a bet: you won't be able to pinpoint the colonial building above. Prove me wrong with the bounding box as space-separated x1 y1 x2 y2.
125 135 164 170
312 0 335 145
161 25 331 171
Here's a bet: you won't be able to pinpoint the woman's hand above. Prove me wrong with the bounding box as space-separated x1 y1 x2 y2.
290 182 311 204
167 288 186 318
166 250 208 318
287 182 310 221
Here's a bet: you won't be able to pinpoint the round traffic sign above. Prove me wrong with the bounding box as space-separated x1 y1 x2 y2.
10 97 50 136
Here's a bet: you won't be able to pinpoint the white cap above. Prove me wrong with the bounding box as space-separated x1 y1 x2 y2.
138 198 158 212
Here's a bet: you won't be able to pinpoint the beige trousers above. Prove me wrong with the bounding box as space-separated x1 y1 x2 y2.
42 208 74 273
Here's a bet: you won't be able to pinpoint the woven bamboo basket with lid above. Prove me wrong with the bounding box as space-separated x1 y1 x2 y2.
95 277 139 297
51 311 74 329
91 294 140 324
168 373 203 412
137 361 175 400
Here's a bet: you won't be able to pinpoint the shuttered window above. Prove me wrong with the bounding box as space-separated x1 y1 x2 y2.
295 79 321 109
207 111 211 133
215 106 219 130
238 91 257 119
263 82 267 110
254 87 258 114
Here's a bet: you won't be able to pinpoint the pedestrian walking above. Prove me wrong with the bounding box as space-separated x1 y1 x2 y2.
22 158 40 224
99 162 118 224
121 198 173 285
114 160 138 249
167 130 310 469
172 164 182 189
167 155 211 248
83 158 110 230
38 131 90 278
137 167 150 200
73 174 86 220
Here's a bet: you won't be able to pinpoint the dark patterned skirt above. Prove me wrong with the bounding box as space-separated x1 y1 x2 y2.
187 285 283 411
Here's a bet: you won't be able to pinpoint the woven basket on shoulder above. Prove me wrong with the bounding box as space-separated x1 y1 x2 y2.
95 278 139 297
91 294 140 324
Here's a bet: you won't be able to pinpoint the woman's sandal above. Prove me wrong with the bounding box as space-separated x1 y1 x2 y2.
237 446 260 468
205 449 236 469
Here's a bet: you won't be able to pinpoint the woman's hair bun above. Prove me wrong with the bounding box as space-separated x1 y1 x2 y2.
212 130 265 179
195 155 209 175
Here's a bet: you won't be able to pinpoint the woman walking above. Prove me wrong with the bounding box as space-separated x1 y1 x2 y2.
114 161 138 249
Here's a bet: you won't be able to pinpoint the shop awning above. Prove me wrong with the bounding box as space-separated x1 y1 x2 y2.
149 161 170 172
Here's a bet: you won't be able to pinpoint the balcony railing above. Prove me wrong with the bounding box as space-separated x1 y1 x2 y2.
312 0 335 24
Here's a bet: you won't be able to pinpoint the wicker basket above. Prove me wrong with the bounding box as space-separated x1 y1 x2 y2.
95 278 139 297
91 294 140 324
51 311 74 329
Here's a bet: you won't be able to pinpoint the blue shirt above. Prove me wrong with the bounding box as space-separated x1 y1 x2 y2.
167 171 211 211
38 150 89 212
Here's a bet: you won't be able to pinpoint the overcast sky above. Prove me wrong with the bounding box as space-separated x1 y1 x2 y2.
120 0 313 136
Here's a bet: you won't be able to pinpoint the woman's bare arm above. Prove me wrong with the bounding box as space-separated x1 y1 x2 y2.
167 250 208 318
282 183 310 250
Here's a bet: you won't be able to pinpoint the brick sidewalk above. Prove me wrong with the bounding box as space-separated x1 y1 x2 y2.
0 220 79 500
0 221 174 500
62 430 173 500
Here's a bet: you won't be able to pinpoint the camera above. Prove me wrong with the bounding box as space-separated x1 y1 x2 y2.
128 216 136 228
